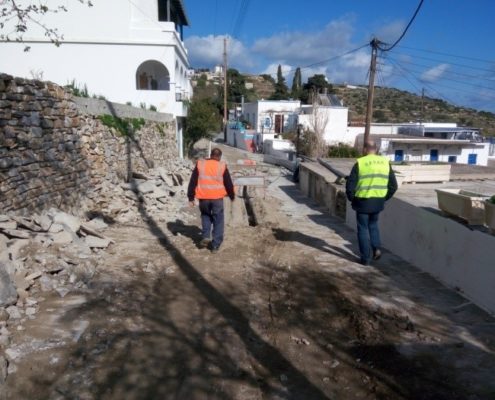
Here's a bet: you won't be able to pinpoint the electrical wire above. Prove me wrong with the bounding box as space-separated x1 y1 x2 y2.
378 0 425 52
398 45 495 64
381 57 495 84
252 43 369 78
232 0 250 39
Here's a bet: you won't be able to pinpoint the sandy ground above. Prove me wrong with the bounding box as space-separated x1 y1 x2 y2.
2 144 495 400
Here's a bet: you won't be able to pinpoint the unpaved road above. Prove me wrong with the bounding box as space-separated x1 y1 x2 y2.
3 146 495 400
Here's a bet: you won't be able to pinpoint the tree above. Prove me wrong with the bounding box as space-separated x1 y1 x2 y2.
270 65 289 100
185 99 221 149
303 91 329 158
301 74 334 104
291 67 302 99
0 1 93 51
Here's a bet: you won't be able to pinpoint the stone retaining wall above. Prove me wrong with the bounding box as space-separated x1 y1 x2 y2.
0 74 176 215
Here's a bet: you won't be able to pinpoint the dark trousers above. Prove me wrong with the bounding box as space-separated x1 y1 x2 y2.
356 212 381 264
199 199 224 248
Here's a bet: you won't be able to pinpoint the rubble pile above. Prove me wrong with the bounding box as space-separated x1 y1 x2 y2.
0 159 193 381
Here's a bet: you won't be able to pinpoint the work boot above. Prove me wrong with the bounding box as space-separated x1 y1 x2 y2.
199 238 210 249
211 246 220 254
373 248 382 260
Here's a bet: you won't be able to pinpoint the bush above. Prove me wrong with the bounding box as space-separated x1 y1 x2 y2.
98 115 145 137
327 144 361 158
490 195 495 205
149 105 157 112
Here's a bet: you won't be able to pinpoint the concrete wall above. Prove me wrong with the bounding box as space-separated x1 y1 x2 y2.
73 97 174 123
298 162 346 218
346 198 495 316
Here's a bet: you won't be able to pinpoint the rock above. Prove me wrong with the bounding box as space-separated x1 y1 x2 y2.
0 221 17 230
5 306 21 320
85 217 107 231
55 287 70 298
0 355 7 384
39 275 55 292
50 231 73 245
48 223 64 233
0 308 9 322
152 188 170 199
136 180 156 194
0 215 10 223
51 211 81 233
25 307 36 316
5 239 30 261
80 224 113 243
0 229 30 239
24 271 42 281
0 333 10 347
25 297 37 307
37 214 52 232
132 171 150 180
85 235 111 248
0 265 17 307
157 168 175 187
11 216 41 232
5 347 20 361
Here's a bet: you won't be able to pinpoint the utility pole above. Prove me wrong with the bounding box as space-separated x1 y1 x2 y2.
363 38 379 151
420 87 425 123
223 38 228 141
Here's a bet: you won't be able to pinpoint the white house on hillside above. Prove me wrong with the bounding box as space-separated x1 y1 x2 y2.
0 0 192 154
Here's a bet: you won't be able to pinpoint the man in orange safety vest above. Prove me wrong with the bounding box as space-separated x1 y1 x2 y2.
187 147 235 253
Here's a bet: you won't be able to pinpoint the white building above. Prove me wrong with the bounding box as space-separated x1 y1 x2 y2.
243 100 301 134
242 98 348 145
0 0 192 154
356 134 490 166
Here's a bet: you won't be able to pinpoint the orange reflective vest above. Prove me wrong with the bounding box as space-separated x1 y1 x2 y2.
195 159 228 199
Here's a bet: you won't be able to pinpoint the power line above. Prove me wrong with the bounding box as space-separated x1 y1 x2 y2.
378 0 425 52
398 45 495 64
213 0 218 37
389 51 495 74
253 43 369 78
384 59 495 93
232 0 250 39
382 57 495 84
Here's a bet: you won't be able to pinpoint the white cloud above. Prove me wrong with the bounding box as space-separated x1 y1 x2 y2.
374 20 406 44
184 35 254 69
421 63 450 82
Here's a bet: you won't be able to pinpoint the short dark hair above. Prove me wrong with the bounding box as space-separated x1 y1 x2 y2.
210 148 222 159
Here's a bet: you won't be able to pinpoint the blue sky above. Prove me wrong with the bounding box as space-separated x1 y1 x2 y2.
183 0 495 112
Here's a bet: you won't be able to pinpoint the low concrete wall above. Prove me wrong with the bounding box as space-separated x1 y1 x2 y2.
346 199 495 316
299 162 346 218
73 97 174 123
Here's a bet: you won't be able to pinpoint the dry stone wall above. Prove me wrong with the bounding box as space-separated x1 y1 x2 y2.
0 74 177 215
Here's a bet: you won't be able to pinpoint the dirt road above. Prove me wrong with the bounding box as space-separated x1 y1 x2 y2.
3 145 495 399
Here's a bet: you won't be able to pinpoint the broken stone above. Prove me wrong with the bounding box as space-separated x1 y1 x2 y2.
85 235 111 249
0 308 9 322
0 265 17 307
0 355 7 384
0 333 10 348
80 224 113 243
136 180 156 194
52 211 81 233
11 216 41 232
5 306 21 320
37 214 53 232
25 307 36 316
84 217 108 231
132 171 150 180
0 215 10 223
0 221 17 230
0 230 30 240
39 275 55 292
24 271 42 282
6 239 30 261
5 347 20 362
48 223 64 233
50 231 73 245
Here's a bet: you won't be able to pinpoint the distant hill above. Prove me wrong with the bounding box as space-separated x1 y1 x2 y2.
335 85 495 137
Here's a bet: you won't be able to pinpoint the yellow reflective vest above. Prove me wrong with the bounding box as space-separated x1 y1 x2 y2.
355 154 390 199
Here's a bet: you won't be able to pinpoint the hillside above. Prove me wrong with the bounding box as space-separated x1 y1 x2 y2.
334 85 495 137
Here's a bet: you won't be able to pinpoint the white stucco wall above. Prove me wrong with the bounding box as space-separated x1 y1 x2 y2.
243 101 301 133
298 106 348 145
0 0 191 118
346 199 495 316
380 140 490 166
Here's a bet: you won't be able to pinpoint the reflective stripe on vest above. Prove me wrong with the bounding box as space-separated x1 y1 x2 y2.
355 154 390 198
195 159 228 199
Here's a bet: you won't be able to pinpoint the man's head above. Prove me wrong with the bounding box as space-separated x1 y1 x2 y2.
364 140 377 155
210 147 223 161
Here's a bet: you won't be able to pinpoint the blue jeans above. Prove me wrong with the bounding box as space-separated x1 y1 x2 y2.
356 212 381 264
199 199 224 248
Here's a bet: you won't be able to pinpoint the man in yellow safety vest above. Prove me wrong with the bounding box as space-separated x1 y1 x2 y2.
187 147 235 253
346 140 398 265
